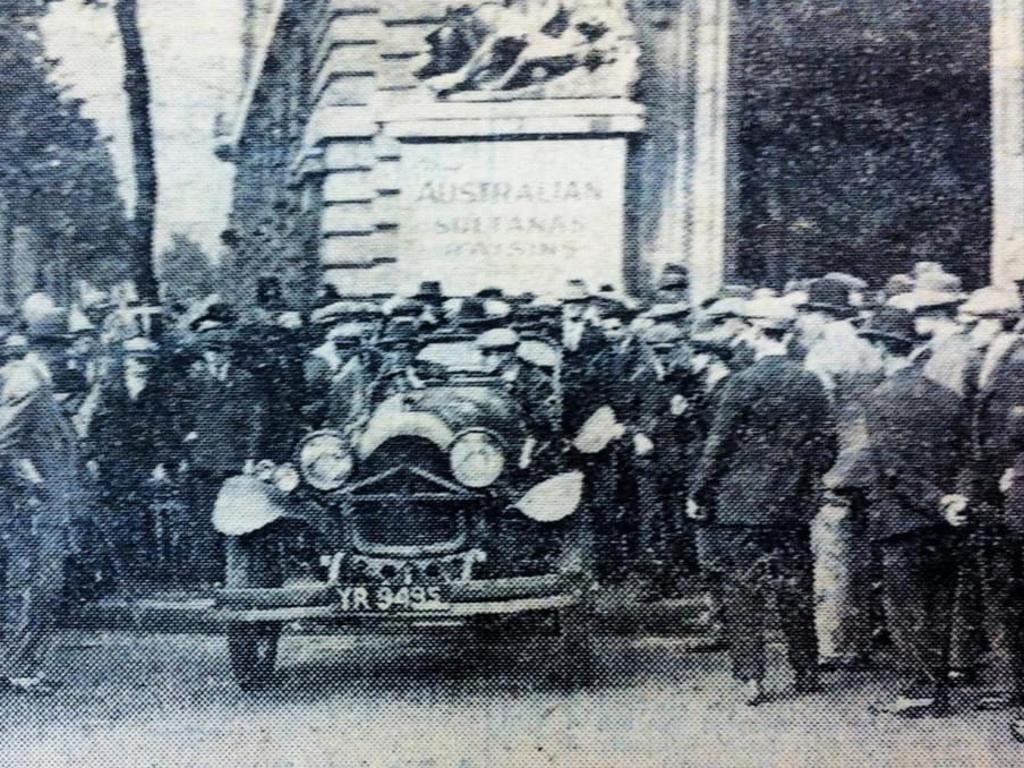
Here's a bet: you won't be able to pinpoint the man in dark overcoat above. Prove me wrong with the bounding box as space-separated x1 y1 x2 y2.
947 287 1024 700
177 309 268 586
689 296 837 705
858 306 971 717
87 336 179 579
0 353 87 693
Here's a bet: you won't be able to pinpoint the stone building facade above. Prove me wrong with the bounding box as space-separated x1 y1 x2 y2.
222 0 1016 304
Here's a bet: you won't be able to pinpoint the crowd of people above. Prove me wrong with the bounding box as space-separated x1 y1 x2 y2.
2 262 1024 737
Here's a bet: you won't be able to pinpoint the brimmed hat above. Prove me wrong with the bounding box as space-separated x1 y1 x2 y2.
326 321 368 343
517 339 559 369
310 299 381 325
702 296 748 319
643 301 690 323
190 302 237 333
475 327 519 352
699 284 752 310
412 281 445 305
641 323 685 348
656 263 690 292
123 336 159 358
475 287 504 300
741 296 797 331
21 292 57 326
379 316 419 345
561 279 589 304
449 297 510 328
858 306 919 347
804 277 857 317
888 268 965 313
959 286 1023 318
592 285 639 320
515 302 561 331
824 272 869 291
383 297 429 320
26 308 70 342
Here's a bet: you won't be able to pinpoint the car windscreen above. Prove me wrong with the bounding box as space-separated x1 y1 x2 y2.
415 341 491 374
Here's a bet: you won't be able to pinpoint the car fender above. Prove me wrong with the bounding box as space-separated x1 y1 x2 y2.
512 471 584 523
212 475 291 537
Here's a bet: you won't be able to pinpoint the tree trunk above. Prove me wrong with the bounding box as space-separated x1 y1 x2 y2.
0 194 12 309
113 0 159 303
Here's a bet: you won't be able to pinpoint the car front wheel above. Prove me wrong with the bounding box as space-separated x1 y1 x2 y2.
224 532 282 690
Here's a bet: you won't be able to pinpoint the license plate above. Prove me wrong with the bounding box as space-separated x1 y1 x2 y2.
336 584 450 613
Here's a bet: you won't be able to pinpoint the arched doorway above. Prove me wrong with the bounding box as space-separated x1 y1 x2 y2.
730 0 992 289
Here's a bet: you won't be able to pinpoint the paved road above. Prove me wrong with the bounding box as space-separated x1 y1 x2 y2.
0 631 1018 768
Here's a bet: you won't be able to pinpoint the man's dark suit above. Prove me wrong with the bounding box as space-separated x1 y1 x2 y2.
967 336 1024 697
0 375 85 679
691 354 837 683
863 365 970 696
88 375 180 576
177 361 268 583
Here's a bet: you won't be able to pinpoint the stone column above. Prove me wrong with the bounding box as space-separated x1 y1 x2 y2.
688 0 733 304
311 1 385 295
629 0 695 293
992 0 1024 286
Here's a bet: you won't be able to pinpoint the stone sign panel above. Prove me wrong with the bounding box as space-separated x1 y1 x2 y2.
398 138 627 296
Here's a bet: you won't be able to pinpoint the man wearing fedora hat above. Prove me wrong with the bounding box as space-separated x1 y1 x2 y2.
799 277 885 669
857 305 970 717
948 287 1024 707
690 297 837 705
320 321 380 431
19 305 89 417
654 263 690 304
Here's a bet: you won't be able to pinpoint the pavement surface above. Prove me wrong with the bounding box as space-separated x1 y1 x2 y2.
0 630 1020 768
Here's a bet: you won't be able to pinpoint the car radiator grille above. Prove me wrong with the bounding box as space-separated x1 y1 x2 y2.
350 437 466 550
351 502 463 549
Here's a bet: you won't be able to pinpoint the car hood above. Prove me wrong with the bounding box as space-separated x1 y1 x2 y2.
357 384 525 459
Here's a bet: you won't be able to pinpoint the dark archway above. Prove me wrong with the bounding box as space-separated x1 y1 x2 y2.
732 0 991 289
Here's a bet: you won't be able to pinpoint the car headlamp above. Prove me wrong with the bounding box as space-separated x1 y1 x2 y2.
273 463 300 493
298 431 353 491
449 430 505 488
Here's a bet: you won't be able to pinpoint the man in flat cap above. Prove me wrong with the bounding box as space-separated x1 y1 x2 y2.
636 319 703 590
177 307 268 586
304 304 380 431
87 336 179 580
240 277 306 463
0 338 88 693
690 296 836 705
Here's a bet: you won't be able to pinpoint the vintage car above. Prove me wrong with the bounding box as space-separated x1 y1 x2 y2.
211 338 595 689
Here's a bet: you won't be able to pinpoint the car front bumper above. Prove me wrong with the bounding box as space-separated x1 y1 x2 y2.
214 572 586 625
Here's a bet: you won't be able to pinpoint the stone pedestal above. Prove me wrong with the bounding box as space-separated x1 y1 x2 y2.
992 0 1024 286
388 100 642 296
300 0 646 297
